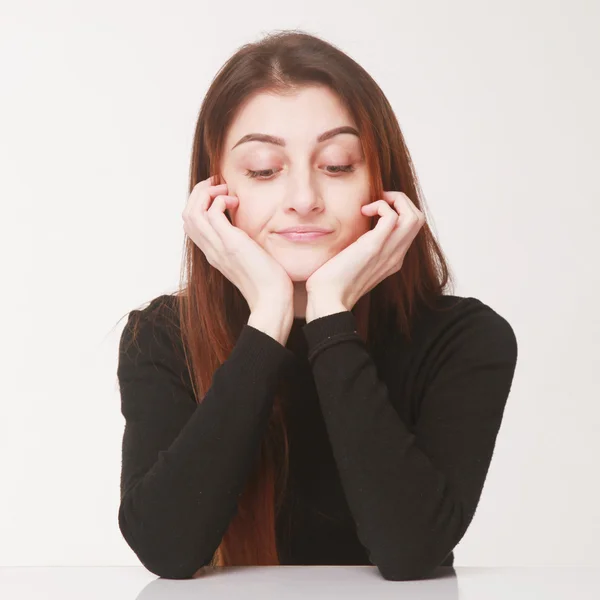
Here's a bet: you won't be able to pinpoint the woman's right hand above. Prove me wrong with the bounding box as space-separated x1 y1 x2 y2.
182 175 294 315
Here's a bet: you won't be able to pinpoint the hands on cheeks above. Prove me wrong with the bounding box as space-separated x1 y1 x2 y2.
305 191 426 317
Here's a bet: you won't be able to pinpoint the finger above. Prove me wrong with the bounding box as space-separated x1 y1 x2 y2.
382 191 424 223
183 209 222 254
371 194 402 219
373 194 422 231
361 200 398 239
206 195 242 243
195 174 220 189
362 199 397 222
183 188 230 251
184 182 228 220
199 183 228 211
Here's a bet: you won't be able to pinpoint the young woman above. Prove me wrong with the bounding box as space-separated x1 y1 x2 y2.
117 30 518 581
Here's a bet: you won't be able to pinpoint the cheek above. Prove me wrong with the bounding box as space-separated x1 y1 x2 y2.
343 191 373 236
229 196 272 237
343 213 372 243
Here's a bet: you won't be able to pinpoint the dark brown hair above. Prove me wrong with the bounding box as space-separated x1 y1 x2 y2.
119 29 454 569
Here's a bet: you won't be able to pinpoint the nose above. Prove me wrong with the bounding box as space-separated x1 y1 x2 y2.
282 169 325 216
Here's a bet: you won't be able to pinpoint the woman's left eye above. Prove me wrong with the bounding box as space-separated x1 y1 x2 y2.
325 164 355 174
244 164 355 180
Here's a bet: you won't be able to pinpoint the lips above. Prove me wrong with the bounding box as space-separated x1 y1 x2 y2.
277 231 331 242
276 227 332 234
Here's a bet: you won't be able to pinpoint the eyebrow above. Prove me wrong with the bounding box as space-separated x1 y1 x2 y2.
230 125 360 151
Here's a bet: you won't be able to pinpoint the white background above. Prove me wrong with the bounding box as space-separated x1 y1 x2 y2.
1 0 598 568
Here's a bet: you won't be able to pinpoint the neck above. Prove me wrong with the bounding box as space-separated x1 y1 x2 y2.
293 282 308 320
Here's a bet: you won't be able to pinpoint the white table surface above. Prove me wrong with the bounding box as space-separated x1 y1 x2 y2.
1 566 598 599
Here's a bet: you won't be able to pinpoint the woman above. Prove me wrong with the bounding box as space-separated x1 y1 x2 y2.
116 30 518 581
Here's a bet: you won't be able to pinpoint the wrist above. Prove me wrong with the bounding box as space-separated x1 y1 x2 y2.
305 294 347 323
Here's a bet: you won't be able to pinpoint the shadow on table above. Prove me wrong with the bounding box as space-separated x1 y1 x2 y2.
134 565 459 599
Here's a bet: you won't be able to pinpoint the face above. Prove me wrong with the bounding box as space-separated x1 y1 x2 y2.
220 85 372 282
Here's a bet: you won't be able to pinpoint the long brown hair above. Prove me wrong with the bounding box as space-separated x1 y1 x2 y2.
118 29 454 569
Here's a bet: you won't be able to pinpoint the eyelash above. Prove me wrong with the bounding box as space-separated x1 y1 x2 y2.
244 164 356 180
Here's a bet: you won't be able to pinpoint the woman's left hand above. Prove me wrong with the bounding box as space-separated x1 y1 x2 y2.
305 191 426 315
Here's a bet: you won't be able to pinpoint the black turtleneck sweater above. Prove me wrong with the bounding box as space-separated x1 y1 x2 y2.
116 293 518 580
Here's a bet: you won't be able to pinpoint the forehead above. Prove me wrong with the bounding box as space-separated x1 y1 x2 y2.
224 86 358 151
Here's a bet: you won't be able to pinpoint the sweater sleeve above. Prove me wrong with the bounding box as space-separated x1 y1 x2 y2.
117 306 295 579
301 306 518 581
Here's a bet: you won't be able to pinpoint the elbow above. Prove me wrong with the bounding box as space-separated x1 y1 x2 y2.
376 560 440 581
138 557 211 580
127 536 212 580
118 500 212 579
376 495 470 580
372 543 456 581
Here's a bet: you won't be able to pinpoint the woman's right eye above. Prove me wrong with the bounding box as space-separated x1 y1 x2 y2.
245 168 277 179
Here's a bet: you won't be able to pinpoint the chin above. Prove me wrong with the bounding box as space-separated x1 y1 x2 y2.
265 235 338 282
287 271 311 282
284 266 319 282
277 255 329 282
